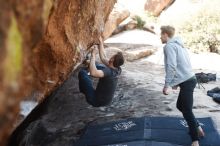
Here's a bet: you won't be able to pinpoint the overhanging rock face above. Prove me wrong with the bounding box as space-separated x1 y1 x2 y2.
33 0 116 100
0 0 46 145
0 0 116 145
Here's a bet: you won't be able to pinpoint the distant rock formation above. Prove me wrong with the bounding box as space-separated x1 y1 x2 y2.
145 0 175 16
103 3 130 40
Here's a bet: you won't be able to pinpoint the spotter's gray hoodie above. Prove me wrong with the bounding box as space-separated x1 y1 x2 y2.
163 37 194 87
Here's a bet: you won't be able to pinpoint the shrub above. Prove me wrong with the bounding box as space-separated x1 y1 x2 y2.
132 15 146 29
178 1 220 54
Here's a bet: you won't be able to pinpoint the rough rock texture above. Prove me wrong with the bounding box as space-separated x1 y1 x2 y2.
0 0 10 84
0 0 116 145
112 20 137 36
125 46 157 61
103 3 130 40
144 0 175 16
12 0 46 96
0 1 47 145
33 0 116 100
0 1 15 145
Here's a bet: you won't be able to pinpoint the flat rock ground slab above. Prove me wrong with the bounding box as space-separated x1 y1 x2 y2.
105 30 162 47
15 61 220 146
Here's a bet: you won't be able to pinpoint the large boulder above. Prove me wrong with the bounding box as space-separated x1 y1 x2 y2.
144 0 175 16
0 0 116 145
103 3 130 40
0 0 45 145
33 0 116 100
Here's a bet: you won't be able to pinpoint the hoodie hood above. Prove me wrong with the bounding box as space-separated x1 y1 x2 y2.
167 36 184 48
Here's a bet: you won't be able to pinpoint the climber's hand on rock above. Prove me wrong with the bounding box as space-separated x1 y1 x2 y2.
98 36 104 47
98 36 103 43
91 46 98 56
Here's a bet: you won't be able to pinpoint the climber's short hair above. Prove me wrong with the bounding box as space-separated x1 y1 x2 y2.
113 52 124 68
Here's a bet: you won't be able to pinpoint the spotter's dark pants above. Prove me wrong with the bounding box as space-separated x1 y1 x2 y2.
177 77 199 141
